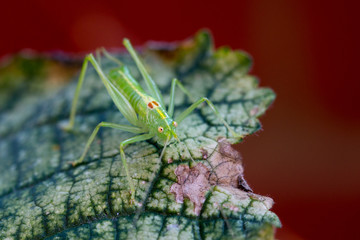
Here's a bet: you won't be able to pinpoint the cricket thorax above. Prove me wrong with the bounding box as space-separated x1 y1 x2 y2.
144 100 178 144
147 100 160 110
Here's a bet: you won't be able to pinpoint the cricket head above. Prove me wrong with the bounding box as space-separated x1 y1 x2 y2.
154 117 179 162
154 117 178 145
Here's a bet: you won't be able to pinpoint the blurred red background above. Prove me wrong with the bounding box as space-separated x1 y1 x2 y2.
1 0 359 239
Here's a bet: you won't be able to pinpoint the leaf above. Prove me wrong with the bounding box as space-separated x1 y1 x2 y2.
0 31 280 240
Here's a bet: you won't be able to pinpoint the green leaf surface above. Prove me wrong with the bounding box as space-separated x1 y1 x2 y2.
0 31 280 240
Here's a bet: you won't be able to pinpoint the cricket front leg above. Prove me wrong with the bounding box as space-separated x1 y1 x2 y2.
167 78 242 139
167 78 195 117
175 97 243 139
119 133 154 203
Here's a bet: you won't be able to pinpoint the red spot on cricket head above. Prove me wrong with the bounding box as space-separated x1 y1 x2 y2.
147 102 154 109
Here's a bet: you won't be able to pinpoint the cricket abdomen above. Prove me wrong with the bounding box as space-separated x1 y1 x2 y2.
107 67 170 124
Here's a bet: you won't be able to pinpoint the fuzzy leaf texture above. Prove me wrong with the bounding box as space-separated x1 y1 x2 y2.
0 31 280 240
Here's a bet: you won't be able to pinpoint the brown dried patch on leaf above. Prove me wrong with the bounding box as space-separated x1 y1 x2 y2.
200 148 208 160
171 137 261 215
208 137 252 191
170 163 210 215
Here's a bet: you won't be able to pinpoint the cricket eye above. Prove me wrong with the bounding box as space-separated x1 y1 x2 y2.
172 121 178 127
158 126 164 133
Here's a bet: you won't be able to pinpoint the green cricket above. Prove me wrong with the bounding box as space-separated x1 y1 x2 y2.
64 38 241 202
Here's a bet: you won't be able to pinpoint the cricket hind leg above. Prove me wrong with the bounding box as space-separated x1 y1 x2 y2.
62 54 94 131
123 39 165 107
63 53 139 131
96 47 124 66
119 133 154 201
71 122 145 167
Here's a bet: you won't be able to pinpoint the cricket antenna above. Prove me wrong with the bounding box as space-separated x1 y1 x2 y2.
159 136 171 161
176 136 195 164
